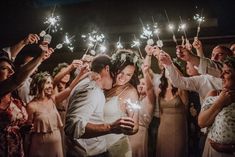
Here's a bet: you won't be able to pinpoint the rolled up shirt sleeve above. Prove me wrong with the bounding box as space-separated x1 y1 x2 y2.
165 64 200 92
65 87 97 139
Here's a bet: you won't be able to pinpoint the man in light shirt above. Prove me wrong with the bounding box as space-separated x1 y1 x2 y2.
65 54 135 157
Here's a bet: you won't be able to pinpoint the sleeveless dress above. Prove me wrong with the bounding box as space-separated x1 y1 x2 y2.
157 95 188 157
104 96 132 157
29 99 63 157
129 99 153 157
0 97 28 157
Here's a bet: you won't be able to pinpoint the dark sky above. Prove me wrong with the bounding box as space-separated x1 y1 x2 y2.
0 0 234 71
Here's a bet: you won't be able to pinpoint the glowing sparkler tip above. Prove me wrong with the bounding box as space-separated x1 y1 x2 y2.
193 14 205 23
99 45 106 53
168 24 175 30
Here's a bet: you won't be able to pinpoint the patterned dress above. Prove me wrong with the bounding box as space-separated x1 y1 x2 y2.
202 96 235 157
0 96 28 157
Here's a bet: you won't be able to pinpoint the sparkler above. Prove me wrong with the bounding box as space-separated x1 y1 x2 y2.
39 5 62 37
54 33 75 52
164 10 178 45
194 9 205 37
139 18 154 46
116 36 124 49
125 99 141 118
81 30 105 55
131 34 143 59
152 16 163 48
178 16 188 41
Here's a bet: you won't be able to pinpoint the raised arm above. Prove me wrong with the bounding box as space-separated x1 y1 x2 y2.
159 51 200 92
142 64 155 114
176 45 222 77
54 64 89 104
53 60 82 86
0 45 53 98
192 37 204 57
9 34 40 60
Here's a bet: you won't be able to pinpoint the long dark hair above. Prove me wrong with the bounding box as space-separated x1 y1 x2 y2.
111 50 141 89
159 61 185 98
159 69 178 98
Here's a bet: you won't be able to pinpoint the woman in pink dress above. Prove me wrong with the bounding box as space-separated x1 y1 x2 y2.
27 65 88 157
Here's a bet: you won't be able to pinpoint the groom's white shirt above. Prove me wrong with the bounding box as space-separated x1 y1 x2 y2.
65 77 107 156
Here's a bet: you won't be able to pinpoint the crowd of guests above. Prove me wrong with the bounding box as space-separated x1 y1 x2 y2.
0 33 235 157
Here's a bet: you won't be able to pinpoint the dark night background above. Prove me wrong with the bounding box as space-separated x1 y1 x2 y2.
0 0 235 72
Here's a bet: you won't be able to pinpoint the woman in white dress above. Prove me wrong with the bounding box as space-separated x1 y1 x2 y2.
104 49 142 157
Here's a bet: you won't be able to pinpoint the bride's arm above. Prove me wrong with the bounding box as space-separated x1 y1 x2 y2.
120 87 139 135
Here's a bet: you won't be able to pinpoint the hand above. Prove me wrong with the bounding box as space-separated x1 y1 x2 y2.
23 34 40 45
216 90 235 108
19 123 34 135
71 60 83 69
141 64 150 74
185 39 192 51
110 117 135 134
144 45 153 56
192 37 202 50
159 51 172 66
176 45 193 62
152 46 161 58
39 44 54 61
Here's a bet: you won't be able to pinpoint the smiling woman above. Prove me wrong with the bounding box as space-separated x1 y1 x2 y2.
26 67 89 156
198 56 235 157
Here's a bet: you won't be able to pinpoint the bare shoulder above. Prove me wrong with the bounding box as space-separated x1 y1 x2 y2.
121 85 138 100
27 100 37 111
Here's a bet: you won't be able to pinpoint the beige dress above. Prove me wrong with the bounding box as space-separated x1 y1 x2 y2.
129 100 152 157
29 99 64 157
157 95 188 157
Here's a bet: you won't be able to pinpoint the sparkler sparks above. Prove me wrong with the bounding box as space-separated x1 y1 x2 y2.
164 9 178 45
116 36 123 49
125 99 141 118
54 33 75 52
194 10 205 37
82 30 106 55
178 16 188 41
131 35 143 59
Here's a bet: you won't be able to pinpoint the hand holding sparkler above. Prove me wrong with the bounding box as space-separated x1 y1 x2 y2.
159 51 173 66
39 44 54 61
22 34 40 45
110 117 135 135
193 37 204 57
176 45 195 62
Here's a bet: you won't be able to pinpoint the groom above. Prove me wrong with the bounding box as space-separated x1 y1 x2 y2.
65 54 135 157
